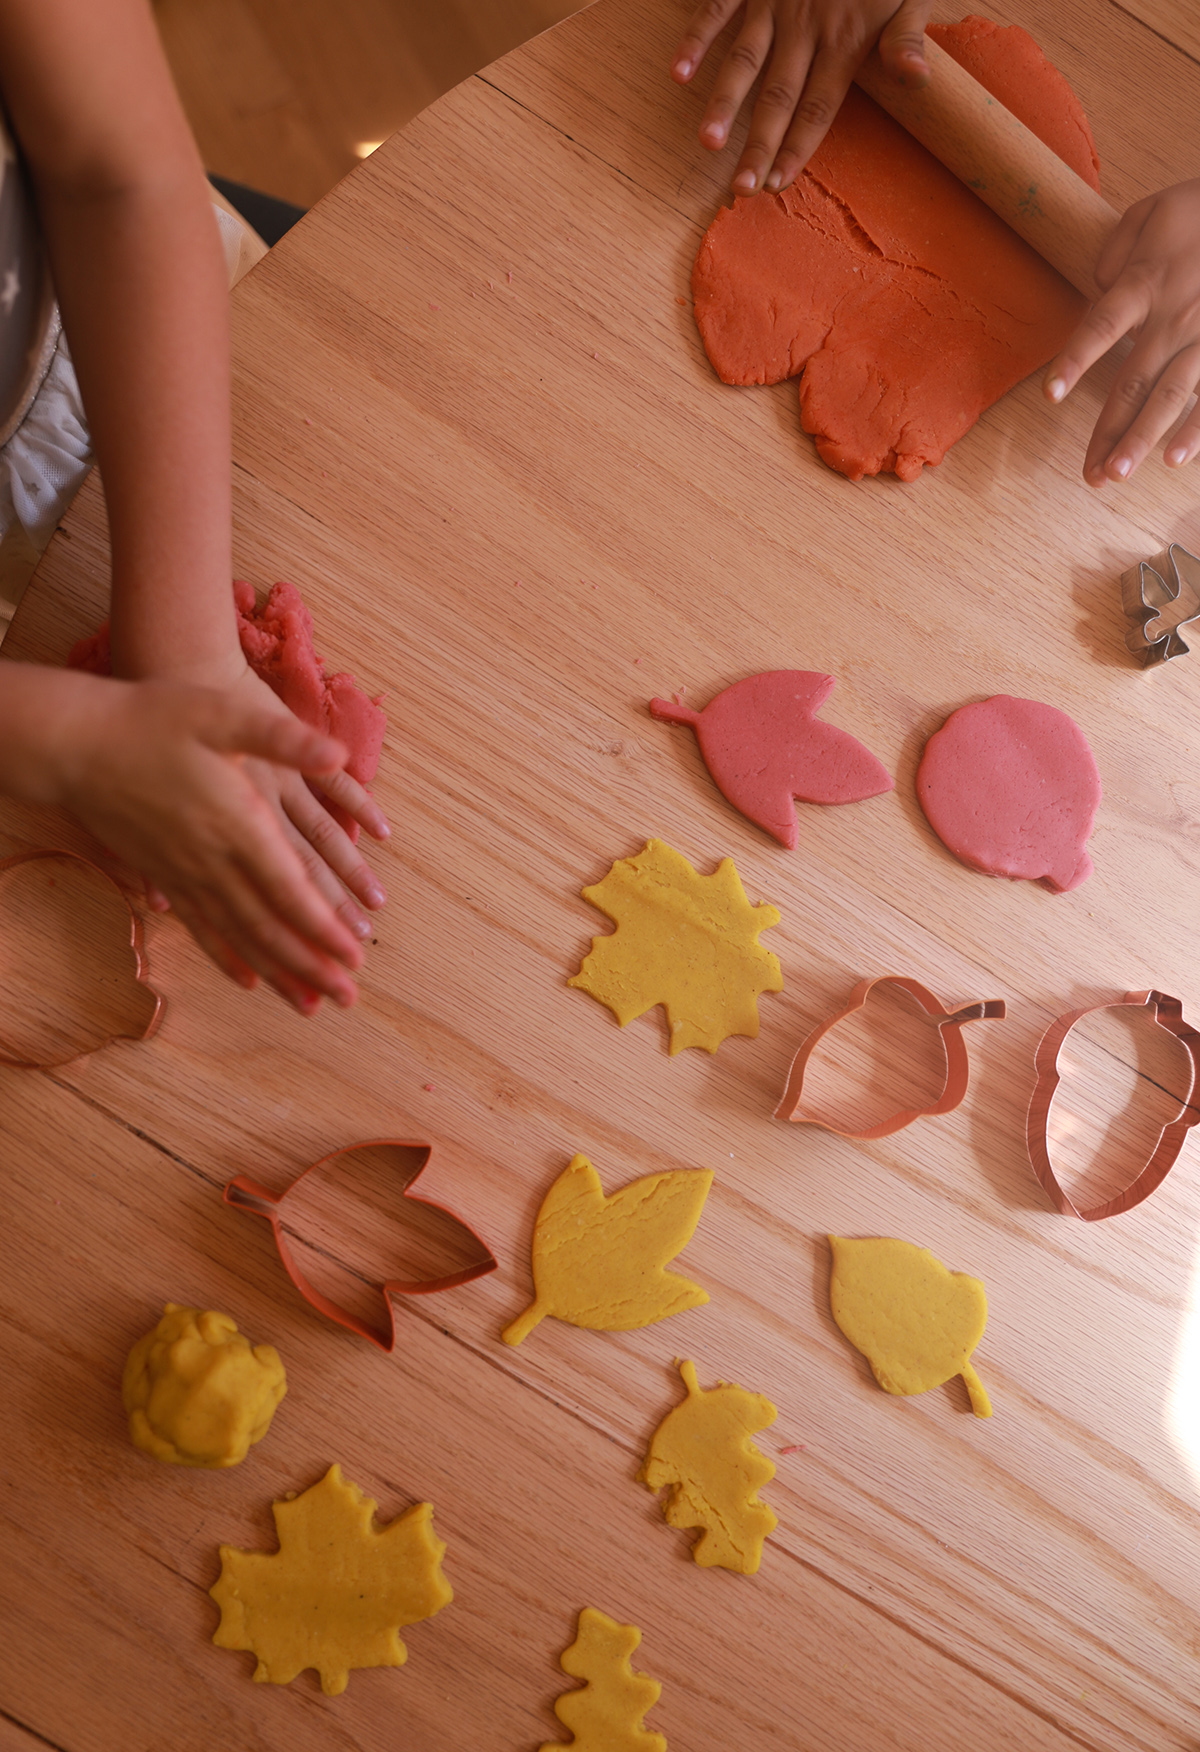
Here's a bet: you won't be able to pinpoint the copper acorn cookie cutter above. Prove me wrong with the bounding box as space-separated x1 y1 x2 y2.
1121 544 1200 666
0 847 164 1066
775 975 1006 1139
1026 991 1200 1220
225 1139 498 1350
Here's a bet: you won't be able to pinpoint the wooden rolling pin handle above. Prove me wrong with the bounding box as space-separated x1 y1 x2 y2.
852 36 1120 297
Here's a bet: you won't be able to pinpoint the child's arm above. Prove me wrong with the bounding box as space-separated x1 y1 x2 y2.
0 0 388 1010
1043 180 1200 486
671 0 933 197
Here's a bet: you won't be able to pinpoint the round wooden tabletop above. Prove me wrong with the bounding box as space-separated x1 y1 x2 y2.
6 1 1200 1747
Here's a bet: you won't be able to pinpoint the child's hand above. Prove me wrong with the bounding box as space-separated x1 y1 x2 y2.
671 0 933 196
50 673 379 1014
1044 180 1200 486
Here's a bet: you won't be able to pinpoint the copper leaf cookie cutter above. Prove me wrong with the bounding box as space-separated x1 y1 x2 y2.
0 848 163 1067
224 1139 498 1350
1026 991 1200 1220
1121 544 1200 666
775 975 1006 1139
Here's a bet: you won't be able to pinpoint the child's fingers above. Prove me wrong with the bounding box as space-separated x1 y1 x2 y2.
171 888 324 1013
734 33 823 194
876 0 933 85
672 0 746 82
1165 397 1200 467
1043 274 1150 404
1079 331 1180 485
1099 343 1200 480
309 765 390 841
698 0 779 153
1093 196 1153 292
760 47 860 192
200 864 361 1005
204 694 349 777
283 780 387 918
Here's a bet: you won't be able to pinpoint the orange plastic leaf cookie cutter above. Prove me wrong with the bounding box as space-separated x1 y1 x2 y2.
775 975 1006 1139
0 848 163 1067
224 1140 498 1350
1026 991 1200 1220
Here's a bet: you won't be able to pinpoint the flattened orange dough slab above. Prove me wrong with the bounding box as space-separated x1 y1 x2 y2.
692 18 1093 481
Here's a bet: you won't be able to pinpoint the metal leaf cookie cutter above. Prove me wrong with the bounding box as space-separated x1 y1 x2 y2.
775 975 1005 1139
225 1139 498 1350
0 848 164 1066
1026 990 1200 1220
1120 544 1200 666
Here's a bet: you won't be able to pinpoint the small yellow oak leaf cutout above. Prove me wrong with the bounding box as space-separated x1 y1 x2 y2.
639 1359 778 1574
569 839 783 1055
829 1236 993 1418
210 1463 452 1695
502 1154 712 1346
541 1607 667 1752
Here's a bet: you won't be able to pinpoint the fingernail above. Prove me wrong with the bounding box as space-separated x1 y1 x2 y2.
365 881 386 908
674 56 692 77
1167 444 1188 466
372 815 391 839
351 915 371 938
765 171 782 192
700 122 725 146
1046 377 1066 402
1112 456 1132 478
335 984 358 1009
732 170 757 194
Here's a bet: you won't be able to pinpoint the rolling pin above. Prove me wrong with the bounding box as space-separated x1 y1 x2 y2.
853 35 1119 296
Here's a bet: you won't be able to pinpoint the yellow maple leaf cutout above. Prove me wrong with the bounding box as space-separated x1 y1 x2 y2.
541 1607 667 1752
568 839 783 1055
210 1463 453 1695
502 1154 713 1346
639 1359 778 1574
829 1236 993 1418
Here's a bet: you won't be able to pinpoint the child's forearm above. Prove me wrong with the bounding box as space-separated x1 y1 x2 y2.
0 661 116 806
0 0 240 686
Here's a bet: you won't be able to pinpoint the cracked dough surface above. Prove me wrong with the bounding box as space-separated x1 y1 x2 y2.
692 16 1097 481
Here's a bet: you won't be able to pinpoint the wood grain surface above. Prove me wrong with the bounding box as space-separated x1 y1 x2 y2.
6 2 1200 1748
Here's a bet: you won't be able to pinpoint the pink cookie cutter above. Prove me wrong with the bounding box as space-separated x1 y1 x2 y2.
0 848 164 1067
1026 990 1200 1220
225 1139 498 1350
775 975 1006 1139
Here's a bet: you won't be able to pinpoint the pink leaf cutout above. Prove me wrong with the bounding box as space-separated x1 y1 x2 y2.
224 1140 497 1351
651 671 892 848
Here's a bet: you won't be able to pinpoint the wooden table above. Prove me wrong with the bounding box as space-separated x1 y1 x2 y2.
6 1 1200 1746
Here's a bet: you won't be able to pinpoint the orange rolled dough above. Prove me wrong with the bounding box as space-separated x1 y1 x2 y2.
692 17 1099 481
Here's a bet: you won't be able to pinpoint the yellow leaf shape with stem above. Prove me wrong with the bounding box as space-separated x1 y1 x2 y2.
502 1155 712 1346
829 1236 993 1417
569 839 783 1055
541 1607 667 1752
639 1359 778 1574
210 1463 453 1695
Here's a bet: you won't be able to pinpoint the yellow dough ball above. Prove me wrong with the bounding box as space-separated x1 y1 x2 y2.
122 1304 287 1468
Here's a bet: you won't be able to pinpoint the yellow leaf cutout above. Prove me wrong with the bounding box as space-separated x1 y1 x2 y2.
639 1359 778 1574
541 1607 667 1752
568 839 783 1055
503 1155 712 1346
210 1463 453 1695
829 1236 993 1418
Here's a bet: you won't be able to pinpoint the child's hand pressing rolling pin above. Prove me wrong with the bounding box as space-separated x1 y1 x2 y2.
1044 179 1200 486
670 0 934 196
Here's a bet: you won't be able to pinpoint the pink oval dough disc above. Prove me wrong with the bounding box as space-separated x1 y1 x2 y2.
916 695 1101 893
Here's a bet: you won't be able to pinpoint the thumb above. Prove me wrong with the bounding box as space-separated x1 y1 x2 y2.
206 696 349 775
877 0 934 87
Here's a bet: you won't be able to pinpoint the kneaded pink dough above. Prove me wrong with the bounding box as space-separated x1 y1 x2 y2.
68 581 385 841
916 695 1101 893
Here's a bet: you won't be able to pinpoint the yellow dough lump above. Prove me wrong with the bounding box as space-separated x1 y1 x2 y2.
122 1303 286 1467
210 1463 453 1695
502 1154 712 1346
829 1236 993 1417
639 1359 777 1574
541 1607 666 1752
569 839 783 1055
